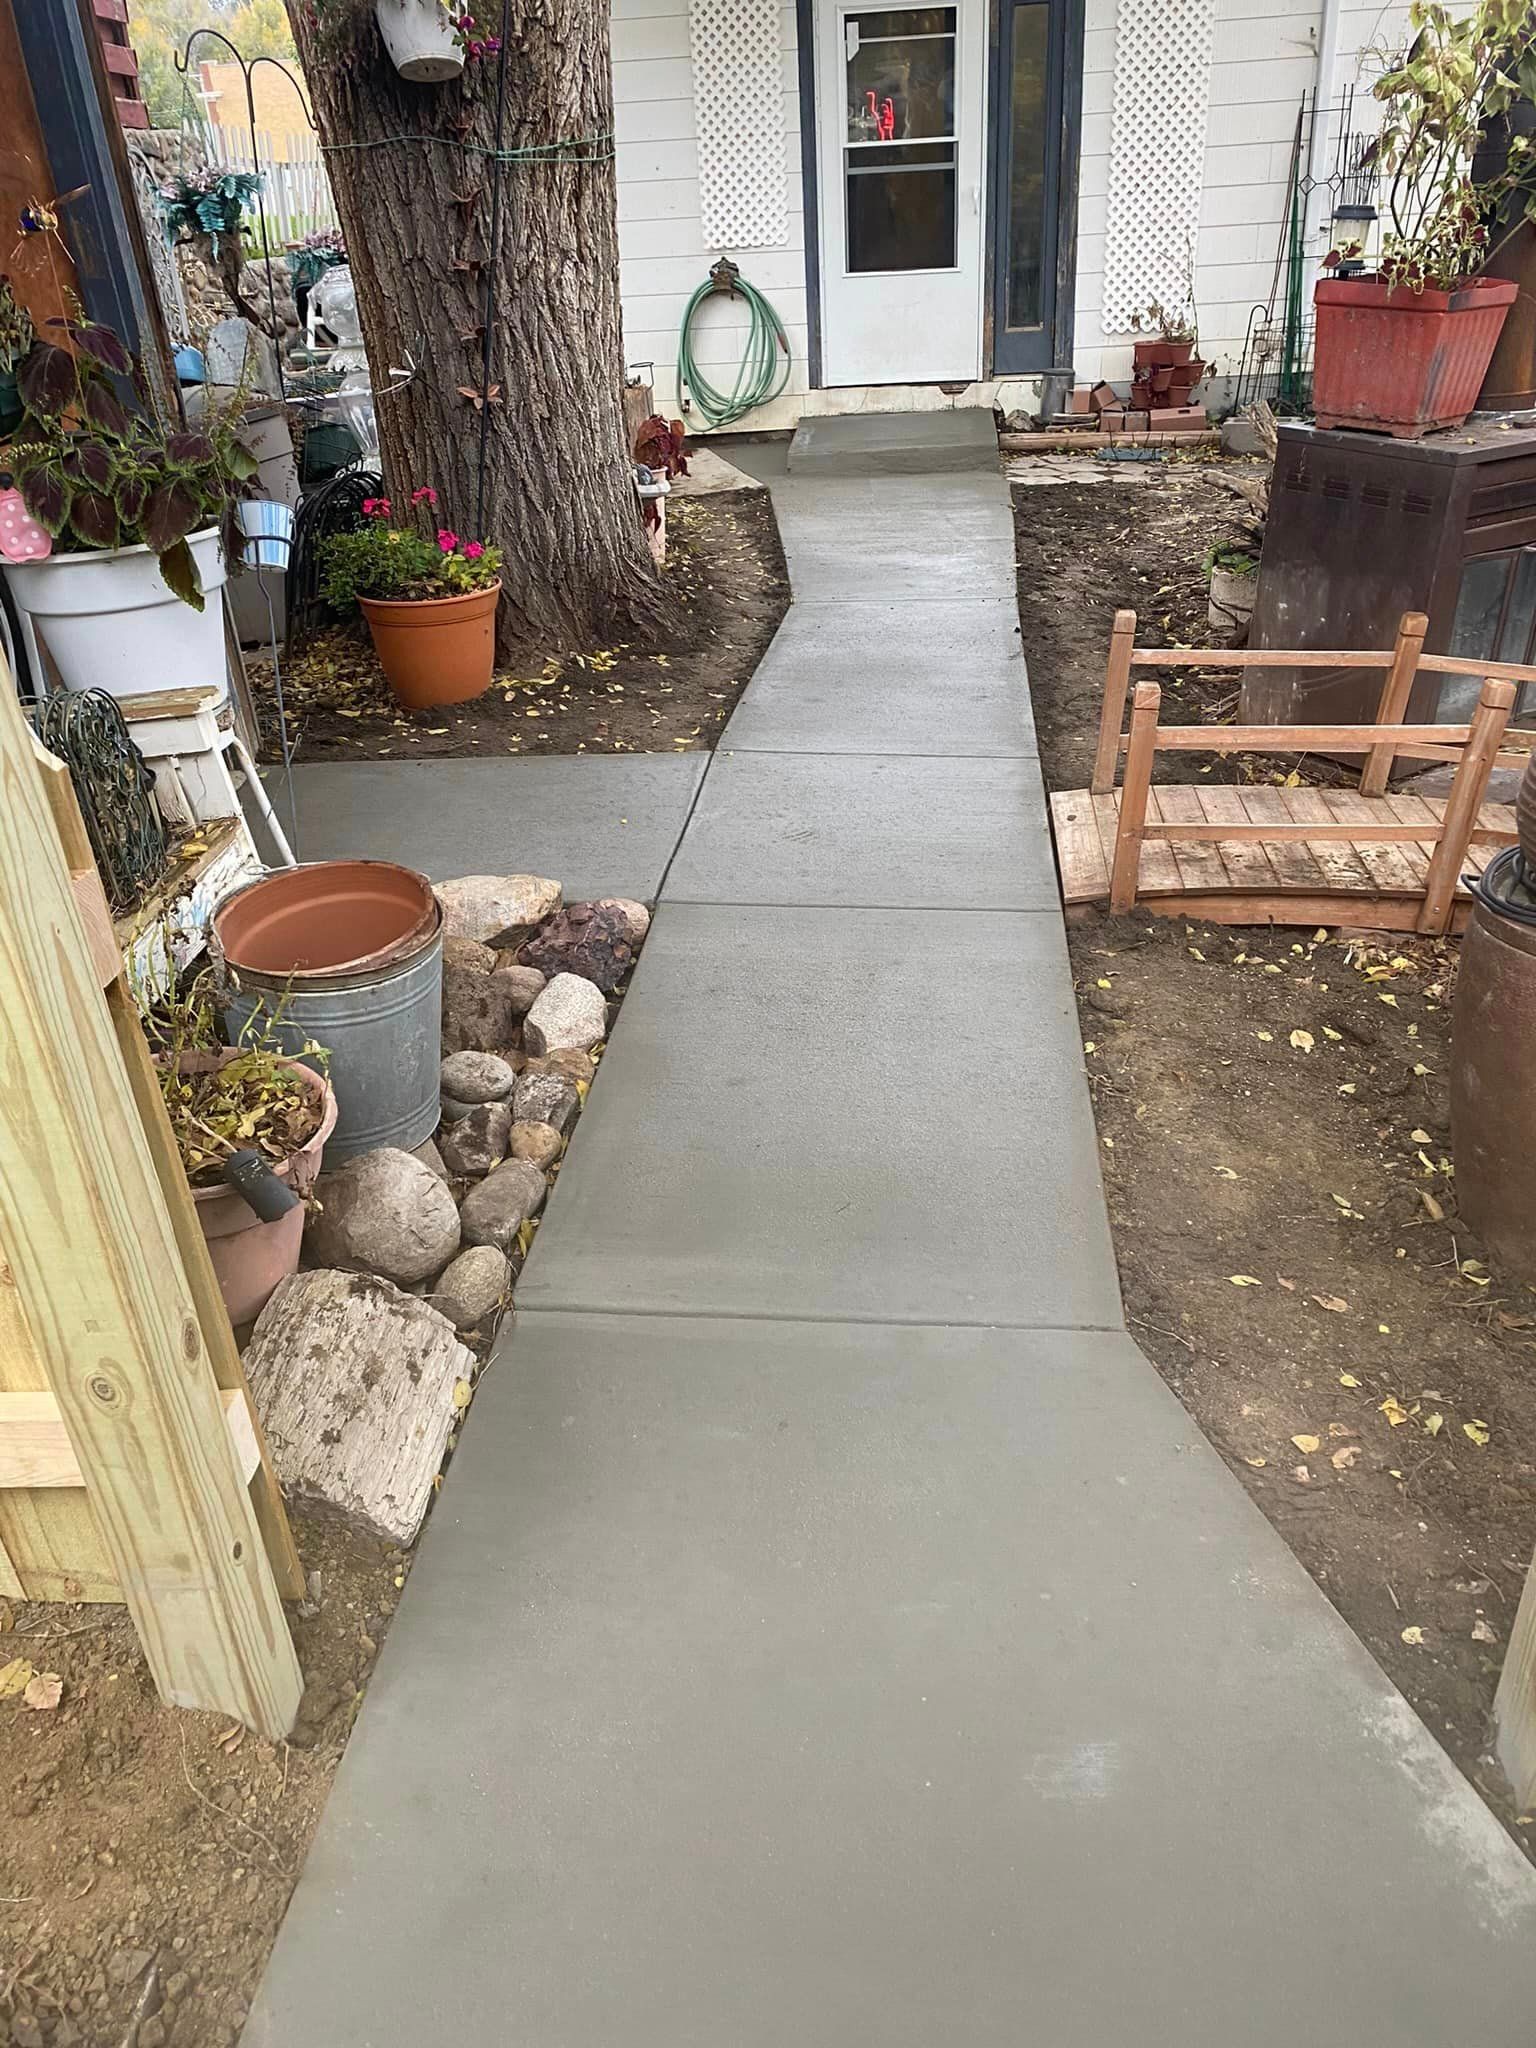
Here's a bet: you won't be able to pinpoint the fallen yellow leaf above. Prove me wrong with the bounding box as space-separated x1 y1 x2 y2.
1290 1029 1315 1052
1379 1396 1410 1426
1423 1412 1444 1436
0 1657 34 1698
1464 1419 1491 1446
1401 1626 1425 1646
1339 1373 1362 1388
1292 1433 1321 1454
1229 1275 1262 1287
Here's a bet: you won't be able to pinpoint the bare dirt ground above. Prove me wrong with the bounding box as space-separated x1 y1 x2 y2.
1015 462 1536 1854
1 1513 407 2047
249 490 788 764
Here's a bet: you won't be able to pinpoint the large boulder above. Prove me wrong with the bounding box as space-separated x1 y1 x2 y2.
512 1067 580 1133
436 874 561 949
245 1270 472 1545
440 1051 515 1104
458 1157 548 1251
438 1102 513 1178
516 901 635 992
306 1147 460 1286
431 1244 510 1332
523 973 607 1057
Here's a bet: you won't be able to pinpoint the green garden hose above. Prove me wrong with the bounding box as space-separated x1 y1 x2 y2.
677 260 792 429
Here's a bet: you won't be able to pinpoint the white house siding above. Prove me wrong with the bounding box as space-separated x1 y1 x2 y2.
613 0 808 426
611 0 1415 427
1074 0 1415 392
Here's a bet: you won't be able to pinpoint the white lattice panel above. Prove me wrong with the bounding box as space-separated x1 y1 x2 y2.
689 0 789 250
1101 0 1215 333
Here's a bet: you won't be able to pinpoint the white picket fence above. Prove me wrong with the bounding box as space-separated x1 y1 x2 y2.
198 126 339 247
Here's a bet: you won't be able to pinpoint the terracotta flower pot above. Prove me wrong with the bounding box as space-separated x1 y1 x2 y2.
359 581 501 711
1313 275 1519 437
1132 338 1195 370
168 1051 338 1327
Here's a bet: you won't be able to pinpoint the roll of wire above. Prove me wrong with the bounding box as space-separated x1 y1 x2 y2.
677 258 792 430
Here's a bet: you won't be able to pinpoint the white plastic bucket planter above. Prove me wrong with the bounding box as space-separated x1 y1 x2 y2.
374 0 463 80
2 525 228 701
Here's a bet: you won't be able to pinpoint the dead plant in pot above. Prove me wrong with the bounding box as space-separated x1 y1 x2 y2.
141 965 338 1324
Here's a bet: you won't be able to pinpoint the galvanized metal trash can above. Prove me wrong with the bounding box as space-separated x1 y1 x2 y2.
214 861 443 1162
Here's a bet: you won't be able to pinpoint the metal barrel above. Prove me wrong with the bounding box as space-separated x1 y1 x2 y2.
215 863 443 1162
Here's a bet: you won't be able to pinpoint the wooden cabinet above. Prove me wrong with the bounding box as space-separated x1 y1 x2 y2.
1245 420 1536 734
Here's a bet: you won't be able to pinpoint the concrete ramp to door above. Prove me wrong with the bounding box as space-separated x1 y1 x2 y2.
787 407 999 475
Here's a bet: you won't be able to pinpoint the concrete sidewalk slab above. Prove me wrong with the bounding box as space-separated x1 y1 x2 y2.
268 754 706 899
665 751 1057 908
720 599 1036 756
517 901 1121 1328
245 1312 1536 2048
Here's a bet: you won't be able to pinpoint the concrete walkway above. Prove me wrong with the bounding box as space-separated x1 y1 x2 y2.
247 465 1536 2045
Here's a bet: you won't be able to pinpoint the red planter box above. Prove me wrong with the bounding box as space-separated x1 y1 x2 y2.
1313 275 1518 437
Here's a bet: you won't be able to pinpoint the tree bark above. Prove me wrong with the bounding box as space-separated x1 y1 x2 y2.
285 0 666 657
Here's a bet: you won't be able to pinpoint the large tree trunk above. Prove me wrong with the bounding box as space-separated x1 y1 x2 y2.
286 0 666 657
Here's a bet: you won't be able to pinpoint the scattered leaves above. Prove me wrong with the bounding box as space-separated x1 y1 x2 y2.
1229 1274 1262 1287
1401 1625 1425 1645
1339 1373 1362 1388
1379 1396 1411 1426
1423 1412 1444 1437
1292 1433 1321 1454
1289 1029 1315 1052
23 1672 61 1712
1463 1419 1491 1446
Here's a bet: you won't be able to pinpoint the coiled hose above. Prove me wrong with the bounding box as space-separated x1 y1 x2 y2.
677 261 792 429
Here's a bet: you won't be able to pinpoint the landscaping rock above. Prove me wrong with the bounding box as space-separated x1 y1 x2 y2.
523 973 607 1057
528 1047 595 1087
441 935 496 976
438 1102 513 1178
509 1120 562 1169
439 1092 478 1124
245 1270 472 1545
512 1067 580 1132
436 874 561 949
598 897 651 943
440 1050 516 1104
431 1244 509 1332
516 901 635 992
458 1157 548 1251
488 963 545 1017
442 963 523 1054
412 1137 451 1183
306 1147 460 1287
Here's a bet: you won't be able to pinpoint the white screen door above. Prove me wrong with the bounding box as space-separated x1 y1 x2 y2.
816 2 985 385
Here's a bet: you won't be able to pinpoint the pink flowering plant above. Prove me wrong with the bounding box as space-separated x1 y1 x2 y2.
318 484 501 606
447 7 503 60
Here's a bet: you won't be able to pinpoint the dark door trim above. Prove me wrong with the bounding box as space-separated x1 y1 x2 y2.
795 0 824 389
987 0 1083 379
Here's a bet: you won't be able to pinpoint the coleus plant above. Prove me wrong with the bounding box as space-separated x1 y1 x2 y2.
2 315 257 610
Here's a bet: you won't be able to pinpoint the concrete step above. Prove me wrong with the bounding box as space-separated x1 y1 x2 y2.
787 407 1000 476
